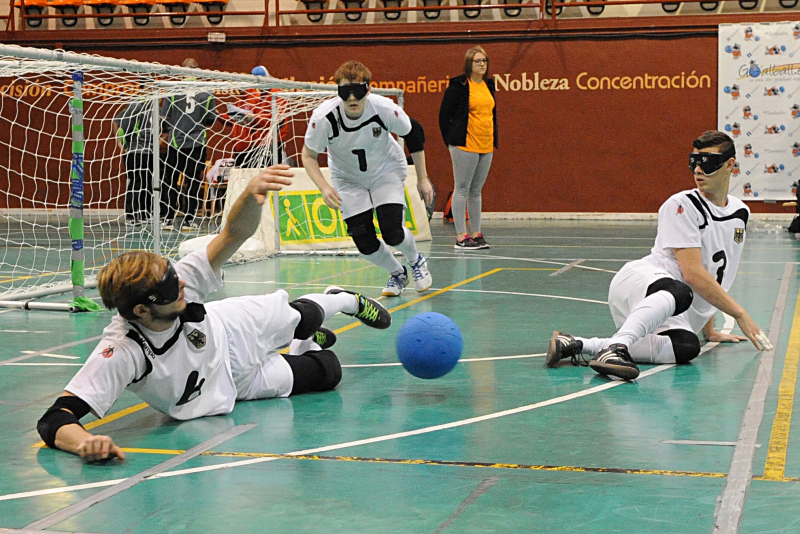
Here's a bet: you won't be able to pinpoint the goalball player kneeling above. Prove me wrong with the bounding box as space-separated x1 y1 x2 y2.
302 61 434 298
36 166 391 462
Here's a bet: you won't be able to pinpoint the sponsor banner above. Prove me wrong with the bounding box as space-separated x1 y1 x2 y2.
221 166 431 253
719 21 800 201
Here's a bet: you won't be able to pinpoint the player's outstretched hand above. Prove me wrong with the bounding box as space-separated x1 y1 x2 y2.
705 331 748 344
249 165 294 205
76 434 125 463
417 177 434 205
321 185 342 210
736 311 769 351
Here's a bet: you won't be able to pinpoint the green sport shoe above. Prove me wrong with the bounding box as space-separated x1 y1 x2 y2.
324 286 392 329
313 327 337 350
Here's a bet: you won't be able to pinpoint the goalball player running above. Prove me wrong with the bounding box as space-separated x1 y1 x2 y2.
36 165 392 462
302 61 434 297
547 130 772 381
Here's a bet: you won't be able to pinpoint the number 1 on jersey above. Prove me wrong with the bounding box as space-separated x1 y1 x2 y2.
352 149 367 172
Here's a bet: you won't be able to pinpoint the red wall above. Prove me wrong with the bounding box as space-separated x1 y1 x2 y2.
9 35 788 213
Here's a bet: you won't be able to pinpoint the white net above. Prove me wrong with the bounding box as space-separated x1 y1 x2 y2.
0 45 375 300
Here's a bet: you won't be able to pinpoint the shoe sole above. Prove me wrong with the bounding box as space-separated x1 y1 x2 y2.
382 289 402 297
588 359 640 381
546 331 562 368
454 246 482 251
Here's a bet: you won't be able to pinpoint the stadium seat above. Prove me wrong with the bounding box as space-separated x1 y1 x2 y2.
154 0 189 24
543 0 562 15
192 0 227 25
118 0 155 25
13 0 48 28
502 0 522 18
379 0 402 20
421 0 441 19
661 2 678 12
340 0 363 21
299 0 325 21
461 0 482 18
82 0 119 26
49 0 83 26
739 0 757 8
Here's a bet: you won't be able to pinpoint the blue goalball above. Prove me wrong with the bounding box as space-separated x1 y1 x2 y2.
396 312 463 379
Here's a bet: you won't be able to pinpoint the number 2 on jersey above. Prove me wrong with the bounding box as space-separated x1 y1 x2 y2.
352 149 367 172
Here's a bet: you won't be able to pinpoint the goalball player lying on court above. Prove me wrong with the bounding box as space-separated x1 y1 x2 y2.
546 130 772 381
302 60 434 298
36 165 392 462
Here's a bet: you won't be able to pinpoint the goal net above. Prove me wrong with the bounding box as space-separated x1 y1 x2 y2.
0 44 421 308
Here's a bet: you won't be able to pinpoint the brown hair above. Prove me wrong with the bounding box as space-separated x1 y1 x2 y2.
182 58 199 69
97 251 166 320
693 130 735 156
334 61 372 85
463 46 490 80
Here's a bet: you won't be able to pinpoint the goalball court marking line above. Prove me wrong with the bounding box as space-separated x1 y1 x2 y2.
762 271 800 481
24 424 257 531
5 317 740 504
713 263 793 534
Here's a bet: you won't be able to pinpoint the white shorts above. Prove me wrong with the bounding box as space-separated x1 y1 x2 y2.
207 290 299 401
608 259 709 334
333 168 407 219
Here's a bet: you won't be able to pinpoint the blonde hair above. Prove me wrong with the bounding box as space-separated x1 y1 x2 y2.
334 61 372 85
463 46 490 80
97 251 166 320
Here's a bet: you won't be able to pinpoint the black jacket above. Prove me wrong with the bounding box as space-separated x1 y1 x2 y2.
438 74 498 149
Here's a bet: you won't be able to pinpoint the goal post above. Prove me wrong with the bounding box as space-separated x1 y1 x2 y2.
0 44 413 310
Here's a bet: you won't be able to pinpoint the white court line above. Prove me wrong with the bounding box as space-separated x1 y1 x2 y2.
0 319 734 504
0 330 55 334
5 363 83 367
343 353 545 368
21 352 79 360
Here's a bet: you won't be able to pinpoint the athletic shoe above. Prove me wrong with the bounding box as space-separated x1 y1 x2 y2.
182 220 201 231
383 267 409 297
455 236 481 250
589 344 640 381
546 331 586 368
472 233 490 249
313 327 337 350
160 219 174 231
324 286 391 329
409 253 432 293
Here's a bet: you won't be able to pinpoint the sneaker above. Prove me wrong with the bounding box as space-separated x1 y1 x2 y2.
313 327 337 350
324 286 391 329
589 344 640 381
473 233 490 249
383 267 409 297
182 220 201 231
455 235 481 250
160 219 174 231
546 331 586 368
408 253 432 293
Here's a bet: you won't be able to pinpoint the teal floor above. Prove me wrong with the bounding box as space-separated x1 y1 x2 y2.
1 220 799 533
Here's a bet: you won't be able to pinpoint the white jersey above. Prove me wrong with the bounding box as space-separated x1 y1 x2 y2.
66 248 238 421
643 188 750 324
304 94 411 184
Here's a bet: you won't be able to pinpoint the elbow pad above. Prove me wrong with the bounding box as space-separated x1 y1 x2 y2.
37 396 91 449
402 118 426 154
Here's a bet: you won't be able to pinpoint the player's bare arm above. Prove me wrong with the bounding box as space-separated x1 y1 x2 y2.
410 150 433 205
41 391 125 462
207 166 294 272
301 145 341 210
674 247 765 350
701 315 748 344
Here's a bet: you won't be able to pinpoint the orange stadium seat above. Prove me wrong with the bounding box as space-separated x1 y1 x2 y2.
49 0 83 26
82 0 119 26
154 0 189 24
191 0 227 24
118 0 155 25
14 0 48 27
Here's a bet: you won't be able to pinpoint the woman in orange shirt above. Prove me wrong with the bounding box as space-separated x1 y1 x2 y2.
438 45 497 250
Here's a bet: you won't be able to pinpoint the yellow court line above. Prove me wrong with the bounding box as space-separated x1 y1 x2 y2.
31 402 150 448
497 268 557 271
333 268 505 335
115 447 730 480
762 284 800 481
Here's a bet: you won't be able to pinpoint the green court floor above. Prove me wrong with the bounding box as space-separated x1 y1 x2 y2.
1 219 799 534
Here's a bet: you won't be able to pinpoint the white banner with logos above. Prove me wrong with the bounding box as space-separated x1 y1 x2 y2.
718 21 800 201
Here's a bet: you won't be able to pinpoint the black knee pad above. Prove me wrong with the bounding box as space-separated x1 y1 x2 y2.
646 278 693 316
658 329 701 364
345 210 380 255
285 350 342 395
289 298 325 340
376 203 406 247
